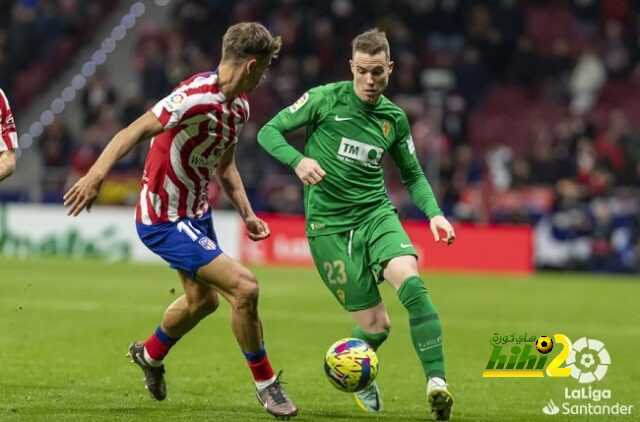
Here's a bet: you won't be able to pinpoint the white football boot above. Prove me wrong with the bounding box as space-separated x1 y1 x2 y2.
427 377 453 420
353 381 383 412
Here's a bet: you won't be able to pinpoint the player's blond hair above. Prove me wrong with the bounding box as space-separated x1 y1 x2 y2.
221 22 281 62
352 28 390 59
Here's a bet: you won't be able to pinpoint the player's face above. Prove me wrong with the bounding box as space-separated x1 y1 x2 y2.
242 57 272 92
350 51 393 104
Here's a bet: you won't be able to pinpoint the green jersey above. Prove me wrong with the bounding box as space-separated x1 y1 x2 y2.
258 81 442 237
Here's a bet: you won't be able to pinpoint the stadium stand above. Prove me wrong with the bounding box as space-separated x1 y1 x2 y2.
1 0 638 272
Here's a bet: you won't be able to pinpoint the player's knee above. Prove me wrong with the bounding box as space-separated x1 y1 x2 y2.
378 318 391 334
191 293 219 318
361 311 390 333
232 270 259 310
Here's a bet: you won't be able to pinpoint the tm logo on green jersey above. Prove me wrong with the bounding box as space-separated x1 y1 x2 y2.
337 137 383 168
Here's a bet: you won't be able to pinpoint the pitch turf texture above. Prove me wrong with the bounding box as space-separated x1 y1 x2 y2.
1 258 638 421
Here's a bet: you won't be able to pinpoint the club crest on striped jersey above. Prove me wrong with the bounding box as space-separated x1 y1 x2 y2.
381 120 391 138
198 237 217 250
289 92 309 113
5 114 14 127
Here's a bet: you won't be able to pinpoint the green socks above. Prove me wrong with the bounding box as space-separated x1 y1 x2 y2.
397 275 445 380
351 325 389 351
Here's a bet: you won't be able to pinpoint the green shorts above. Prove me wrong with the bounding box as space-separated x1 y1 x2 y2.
308 211 418 312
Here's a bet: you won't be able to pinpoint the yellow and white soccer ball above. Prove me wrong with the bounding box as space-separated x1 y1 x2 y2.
324 337 378 392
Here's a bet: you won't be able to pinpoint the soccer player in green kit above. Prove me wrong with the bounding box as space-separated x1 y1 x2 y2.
258 29 455 421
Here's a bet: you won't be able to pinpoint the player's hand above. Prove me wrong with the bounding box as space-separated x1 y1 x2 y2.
245 214 271 241
430 215 456 245
295 157 326 185
63 172 103 216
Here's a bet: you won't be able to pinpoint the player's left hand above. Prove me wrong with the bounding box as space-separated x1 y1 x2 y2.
63 172 103 216
245 215 271 241
430 215 456 245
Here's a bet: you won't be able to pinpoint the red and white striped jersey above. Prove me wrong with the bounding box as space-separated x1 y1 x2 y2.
136 71 249 224
0 89 17 152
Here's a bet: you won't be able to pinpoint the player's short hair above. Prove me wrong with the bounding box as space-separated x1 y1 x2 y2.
352 28 390 59
221 22 281 62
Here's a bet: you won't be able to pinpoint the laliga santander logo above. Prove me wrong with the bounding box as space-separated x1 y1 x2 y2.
565 337 611 384
539 338 629 417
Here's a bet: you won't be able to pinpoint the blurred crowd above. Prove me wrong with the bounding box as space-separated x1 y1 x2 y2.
0 0 115 110
6 0 640 271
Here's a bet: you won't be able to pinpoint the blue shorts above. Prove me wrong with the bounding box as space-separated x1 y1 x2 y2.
136 212 224 279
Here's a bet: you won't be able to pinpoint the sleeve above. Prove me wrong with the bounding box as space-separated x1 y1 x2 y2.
0 89 18 151
388 113 442 218
150 80 221 130
257 86 329 169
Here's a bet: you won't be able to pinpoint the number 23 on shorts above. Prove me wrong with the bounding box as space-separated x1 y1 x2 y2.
323 260 348 284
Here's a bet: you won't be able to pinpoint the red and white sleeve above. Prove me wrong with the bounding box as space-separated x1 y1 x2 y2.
0 89 17 151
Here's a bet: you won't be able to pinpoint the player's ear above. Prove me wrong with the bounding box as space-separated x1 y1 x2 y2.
349 59 355 73
246 58 258 75
387 60 394 75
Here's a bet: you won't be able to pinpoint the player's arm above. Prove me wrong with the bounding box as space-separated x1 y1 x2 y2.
64 111 163 216
0 89 18 181
257 89 326 185
389 114 455 244
215 144 270 241
0 150 16 181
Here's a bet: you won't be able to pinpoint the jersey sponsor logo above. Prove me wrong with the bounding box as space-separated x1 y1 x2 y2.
165 92 186 111
289 92 309 113
190 153 217 168
405 136 416 155
381 120 391 138
337 137 383 168
334 115 352 121
198 237 217 250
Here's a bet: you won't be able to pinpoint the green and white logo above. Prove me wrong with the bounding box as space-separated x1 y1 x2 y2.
337 137 383 168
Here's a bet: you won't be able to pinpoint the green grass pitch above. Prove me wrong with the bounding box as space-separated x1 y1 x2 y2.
1 257 638 421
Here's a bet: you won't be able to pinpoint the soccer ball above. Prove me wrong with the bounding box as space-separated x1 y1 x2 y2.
536 336 554 354
324 337 378 392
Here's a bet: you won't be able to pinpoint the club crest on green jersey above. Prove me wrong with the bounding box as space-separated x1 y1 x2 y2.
289 92 309 113
381 120 391 138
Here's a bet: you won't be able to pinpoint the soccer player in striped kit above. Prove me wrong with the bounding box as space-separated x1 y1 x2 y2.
64 22 297 419
0 88 18 181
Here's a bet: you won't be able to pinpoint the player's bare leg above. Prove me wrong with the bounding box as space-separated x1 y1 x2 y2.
162 272 221 337
384 255 452 421
349 303 389 412
128 271 220 400
196 253 297 419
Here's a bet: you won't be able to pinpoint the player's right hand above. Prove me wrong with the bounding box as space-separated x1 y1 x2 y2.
63 172 103 216
295 157 326 185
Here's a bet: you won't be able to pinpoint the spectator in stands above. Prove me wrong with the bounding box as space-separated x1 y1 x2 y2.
570 45 607 113
81 72 117 125
602 19 632 78
39 116 73 169
595 109 630 179
38 116 74 199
